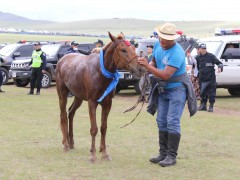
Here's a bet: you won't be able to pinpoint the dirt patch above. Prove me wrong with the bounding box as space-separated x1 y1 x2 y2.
213 107 240 115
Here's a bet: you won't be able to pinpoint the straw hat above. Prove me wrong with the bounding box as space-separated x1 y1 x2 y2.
155 23 177 40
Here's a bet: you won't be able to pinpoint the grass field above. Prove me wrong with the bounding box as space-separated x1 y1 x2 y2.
0 84 239 180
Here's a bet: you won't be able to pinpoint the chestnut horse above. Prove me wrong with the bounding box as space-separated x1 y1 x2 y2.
56 32 146 162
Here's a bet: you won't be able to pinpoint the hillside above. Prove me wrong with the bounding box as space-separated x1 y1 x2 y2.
0 11 55 27
0 12 240 38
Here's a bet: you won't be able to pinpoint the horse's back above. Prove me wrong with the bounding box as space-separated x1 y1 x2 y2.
56 53 105 100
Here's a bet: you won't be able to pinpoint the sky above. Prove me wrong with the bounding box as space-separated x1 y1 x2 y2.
1 0 239 22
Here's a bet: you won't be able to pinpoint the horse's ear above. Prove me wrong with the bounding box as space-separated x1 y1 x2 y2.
108 31 117 42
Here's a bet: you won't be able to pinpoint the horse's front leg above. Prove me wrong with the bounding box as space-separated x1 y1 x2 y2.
100 98 112 161
88 100 98 163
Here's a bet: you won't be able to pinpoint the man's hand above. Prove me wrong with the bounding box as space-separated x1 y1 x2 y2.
42 70 47 74
218 67 222 73
138 57 149 68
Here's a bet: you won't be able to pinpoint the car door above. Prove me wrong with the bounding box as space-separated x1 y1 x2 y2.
217 42 240 85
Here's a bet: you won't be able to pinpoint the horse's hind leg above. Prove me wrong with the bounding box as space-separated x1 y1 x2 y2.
68 97 83 149
88 100 98 163
56 77 70 152
100 98 112 161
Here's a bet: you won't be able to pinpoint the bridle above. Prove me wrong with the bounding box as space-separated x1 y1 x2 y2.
111 40 139 69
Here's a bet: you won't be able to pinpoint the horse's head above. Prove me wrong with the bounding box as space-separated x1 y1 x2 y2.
106 32 147 77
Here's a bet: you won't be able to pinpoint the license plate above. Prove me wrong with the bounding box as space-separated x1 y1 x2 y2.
12 72 16 77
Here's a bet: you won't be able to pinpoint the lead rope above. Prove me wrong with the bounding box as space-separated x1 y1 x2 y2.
120 72 148 128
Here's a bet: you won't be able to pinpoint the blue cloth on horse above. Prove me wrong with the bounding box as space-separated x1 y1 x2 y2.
97 50 121 102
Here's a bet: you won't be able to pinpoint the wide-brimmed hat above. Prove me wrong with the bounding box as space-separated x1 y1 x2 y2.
155 23 177 40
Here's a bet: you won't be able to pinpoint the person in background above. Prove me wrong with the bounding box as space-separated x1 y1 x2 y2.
27 42 47 95
186 47 201 100
138 23 197 167
147 45 158 98
94 39 104 48
67 41 91 55
196 43 223 112
0 56 7 92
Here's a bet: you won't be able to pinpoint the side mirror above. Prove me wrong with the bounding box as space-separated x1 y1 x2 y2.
13 52 20 58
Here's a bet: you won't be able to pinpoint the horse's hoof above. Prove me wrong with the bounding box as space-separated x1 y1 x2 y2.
89 157 97 163
101 155 112 161
69 144 74 149
63 145 70 152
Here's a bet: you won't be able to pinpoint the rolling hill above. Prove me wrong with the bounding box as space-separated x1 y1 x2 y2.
0 11 240 38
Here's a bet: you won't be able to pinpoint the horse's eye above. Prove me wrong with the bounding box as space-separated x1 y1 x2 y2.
121 49 127 53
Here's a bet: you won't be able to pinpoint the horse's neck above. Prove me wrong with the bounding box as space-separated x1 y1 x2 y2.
103 44 117 73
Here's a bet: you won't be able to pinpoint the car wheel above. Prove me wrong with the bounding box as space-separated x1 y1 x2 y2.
41 71 52 88
228 88 240 96
13 79 30 87
0 67 9 85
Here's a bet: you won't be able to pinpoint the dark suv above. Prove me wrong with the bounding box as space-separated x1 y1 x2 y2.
9 42 95 88
0 43 35 84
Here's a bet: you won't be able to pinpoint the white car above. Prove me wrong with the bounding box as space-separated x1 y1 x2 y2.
191 35 240 96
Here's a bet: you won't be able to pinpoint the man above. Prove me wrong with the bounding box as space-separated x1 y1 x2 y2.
27 42 47 95
0 56 7 92
196 43 223 112
67 41 91 55
138 23 196 167
67 41 79 53
147 45 154 63
94 39 104 48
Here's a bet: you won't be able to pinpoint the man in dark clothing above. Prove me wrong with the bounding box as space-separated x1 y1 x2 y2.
67 41 91 55
196 43 223 112
27 42 47 95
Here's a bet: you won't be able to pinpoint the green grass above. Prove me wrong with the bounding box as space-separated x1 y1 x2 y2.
0 85 240 180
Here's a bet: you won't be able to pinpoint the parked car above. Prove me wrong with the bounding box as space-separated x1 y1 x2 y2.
190 34 240 96
9 42 95 88
0 42 35 84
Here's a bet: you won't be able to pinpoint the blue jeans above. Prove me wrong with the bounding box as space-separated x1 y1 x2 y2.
156 85 187 134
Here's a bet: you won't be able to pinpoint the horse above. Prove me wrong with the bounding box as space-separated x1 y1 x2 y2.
56 32 146 162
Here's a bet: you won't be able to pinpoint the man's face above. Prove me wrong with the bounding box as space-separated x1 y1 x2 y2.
200 48 207 54
158 37 174 50
147 47 153 55
34 44 41 50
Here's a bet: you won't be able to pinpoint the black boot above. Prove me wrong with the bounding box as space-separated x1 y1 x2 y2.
149 131 168 163
36 89 40 95
208 102 214 112
159 133 181 167
27 89 34 95
198 101 207 111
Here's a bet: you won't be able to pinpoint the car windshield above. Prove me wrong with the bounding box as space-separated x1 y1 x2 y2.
0 44 18 56
41 45 60 57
